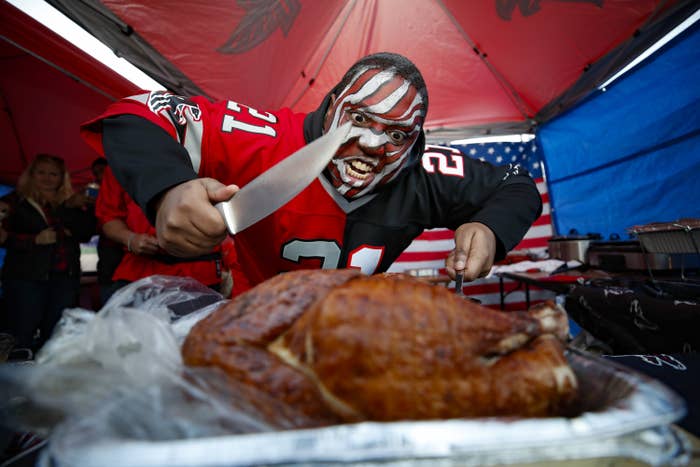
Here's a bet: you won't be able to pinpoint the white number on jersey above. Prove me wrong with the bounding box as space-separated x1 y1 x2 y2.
222 101 277 137
282 240 385 274
421 147 464 177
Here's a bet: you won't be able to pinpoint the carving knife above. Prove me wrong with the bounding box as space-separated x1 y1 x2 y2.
455 271 465 297
455 271 482 304
215 122 351 235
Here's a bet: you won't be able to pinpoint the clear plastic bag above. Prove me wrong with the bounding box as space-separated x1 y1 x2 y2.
0 275 314 464
37 274 225 369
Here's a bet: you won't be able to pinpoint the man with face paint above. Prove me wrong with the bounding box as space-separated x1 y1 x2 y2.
323 63 426 199
81 52 542 296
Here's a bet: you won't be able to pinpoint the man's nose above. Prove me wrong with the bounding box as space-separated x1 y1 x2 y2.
357 128 389 155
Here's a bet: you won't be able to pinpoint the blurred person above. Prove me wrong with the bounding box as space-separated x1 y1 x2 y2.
90 157 107 186
0 203 7 243
65 157 107 212
83 157 127 306
66 157 110 309
0 199 11 344
95 166 225 304
0 154 95 355
0 198 9 223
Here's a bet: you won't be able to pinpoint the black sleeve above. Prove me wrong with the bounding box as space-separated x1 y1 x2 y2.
468 174 542 260
102 114 198 224
443 158 542 261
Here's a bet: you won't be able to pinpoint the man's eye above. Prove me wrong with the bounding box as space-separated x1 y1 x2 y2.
350 112 367 125
388 130 407 144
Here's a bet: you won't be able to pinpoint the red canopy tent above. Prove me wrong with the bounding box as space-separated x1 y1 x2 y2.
2 0 696 186
0 1 139 188
42 0 697 141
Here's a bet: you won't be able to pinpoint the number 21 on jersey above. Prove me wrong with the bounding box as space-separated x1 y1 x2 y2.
222 101 277 137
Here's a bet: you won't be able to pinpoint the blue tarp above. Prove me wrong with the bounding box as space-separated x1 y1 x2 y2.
539 22 700 240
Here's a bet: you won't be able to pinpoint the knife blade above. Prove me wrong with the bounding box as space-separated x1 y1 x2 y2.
215 122 351 235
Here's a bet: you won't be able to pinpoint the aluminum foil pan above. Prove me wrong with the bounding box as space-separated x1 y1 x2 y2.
43 348 690 467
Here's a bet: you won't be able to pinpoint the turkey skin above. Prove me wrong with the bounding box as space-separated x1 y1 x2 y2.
182 269 578 427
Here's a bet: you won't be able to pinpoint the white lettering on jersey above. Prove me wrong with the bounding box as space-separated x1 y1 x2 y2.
282 240 384 274
282 240 341 269
348 245 384 274
222 101 277 136
421 148 465 177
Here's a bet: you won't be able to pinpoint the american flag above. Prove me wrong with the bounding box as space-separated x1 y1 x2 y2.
389 140 555 310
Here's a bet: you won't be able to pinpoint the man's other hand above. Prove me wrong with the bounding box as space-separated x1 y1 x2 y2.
445 222 497 281
155 178 239 257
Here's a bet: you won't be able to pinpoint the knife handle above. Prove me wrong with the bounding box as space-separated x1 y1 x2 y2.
455 272 465 297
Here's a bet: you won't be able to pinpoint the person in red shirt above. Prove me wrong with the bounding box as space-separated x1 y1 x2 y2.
95 167 226 303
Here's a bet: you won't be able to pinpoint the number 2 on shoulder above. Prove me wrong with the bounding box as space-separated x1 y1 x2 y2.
421 148 464 177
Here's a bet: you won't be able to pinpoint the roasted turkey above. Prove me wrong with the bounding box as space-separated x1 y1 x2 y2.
182 269 578 427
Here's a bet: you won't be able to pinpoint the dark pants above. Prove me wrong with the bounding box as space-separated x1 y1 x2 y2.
3 276 79 352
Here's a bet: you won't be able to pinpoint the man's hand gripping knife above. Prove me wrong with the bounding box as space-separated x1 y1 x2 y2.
446 222 497 284
154 178 239 257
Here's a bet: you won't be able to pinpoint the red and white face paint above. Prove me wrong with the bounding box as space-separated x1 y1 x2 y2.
323 67 426 199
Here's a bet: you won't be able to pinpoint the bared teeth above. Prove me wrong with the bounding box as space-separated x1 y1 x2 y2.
352 160 372 172
344 159 375 181
349 160 372 173
346 165 369 180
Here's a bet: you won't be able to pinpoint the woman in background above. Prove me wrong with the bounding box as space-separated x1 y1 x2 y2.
0 154 95 355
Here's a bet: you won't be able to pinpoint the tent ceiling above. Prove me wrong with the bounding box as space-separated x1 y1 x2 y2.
0 1 139 187
44 0 698 141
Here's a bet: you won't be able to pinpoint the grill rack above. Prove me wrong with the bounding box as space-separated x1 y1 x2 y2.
628 219 700 282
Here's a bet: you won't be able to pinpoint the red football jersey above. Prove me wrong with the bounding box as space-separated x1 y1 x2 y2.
85 92 349 292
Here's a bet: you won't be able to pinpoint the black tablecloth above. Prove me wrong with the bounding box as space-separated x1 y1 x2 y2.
564 277 700 354
604 353 700 437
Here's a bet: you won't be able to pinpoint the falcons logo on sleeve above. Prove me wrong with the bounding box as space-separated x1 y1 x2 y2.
147 91 203 142
148 91 202 125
